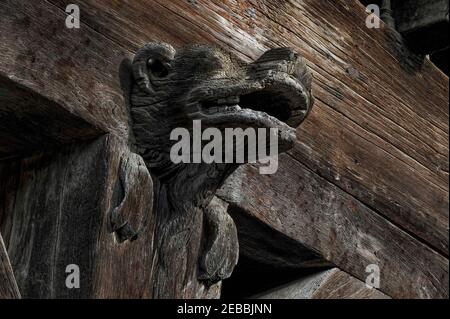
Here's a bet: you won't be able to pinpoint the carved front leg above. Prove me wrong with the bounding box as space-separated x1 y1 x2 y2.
199 196 239 284
110 151 153 242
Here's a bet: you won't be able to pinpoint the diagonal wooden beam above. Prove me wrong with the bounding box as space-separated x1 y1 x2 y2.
40 0 448 254
217 160 449 299
0 232 20 299
0 0 448 299
255 268 390 299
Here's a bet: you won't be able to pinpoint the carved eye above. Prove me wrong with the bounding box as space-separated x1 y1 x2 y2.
147 58 169 78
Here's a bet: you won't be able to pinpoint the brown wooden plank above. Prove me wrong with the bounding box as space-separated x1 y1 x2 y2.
217 158 449 299
255 268 390 299
0 232 20 299
43 0 448 254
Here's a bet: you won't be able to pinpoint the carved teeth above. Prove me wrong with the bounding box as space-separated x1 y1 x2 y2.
201 105 242 115
216 96 240 105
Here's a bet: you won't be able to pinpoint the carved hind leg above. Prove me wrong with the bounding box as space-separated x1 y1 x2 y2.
199 196 239 284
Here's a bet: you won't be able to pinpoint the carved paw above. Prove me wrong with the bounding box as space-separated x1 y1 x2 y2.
199 197 239 284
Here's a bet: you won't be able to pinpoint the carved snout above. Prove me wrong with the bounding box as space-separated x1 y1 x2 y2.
239 47 314 127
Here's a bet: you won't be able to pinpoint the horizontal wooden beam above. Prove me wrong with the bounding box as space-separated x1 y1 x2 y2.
0 75 102 160
255 268 389 299
40 0 448 254
217 160 449 299
0 0 448 299
0 0 130 142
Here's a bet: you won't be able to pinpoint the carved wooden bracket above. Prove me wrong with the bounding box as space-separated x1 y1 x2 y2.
116 42 314 297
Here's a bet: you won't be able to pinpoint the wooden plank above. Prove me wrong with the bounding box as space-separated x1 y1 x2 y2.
0 75 102 160
0 136 220 299
0 232 21 299
0 0 447 298
0 138 109 298
217 158 449 299
0 0 130 141
42 0 448 254
255 268 390 299
228 203 331 269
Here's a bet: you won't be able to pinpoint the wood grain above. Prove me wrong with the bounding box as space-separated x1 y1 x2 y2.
0 0 130 141
255 268 389 299
217 158 449 299
42 0 448 254
0 138 109 298
0 75 102 160
0 136 221 299
0 0 448 299
228 203 331 269
0 232 20 299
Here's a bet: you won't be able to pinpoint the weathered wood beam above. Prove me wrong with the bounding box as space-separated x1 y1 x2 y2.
0 0 130 142
393 0 449 54
0 75 102 160
255 268 390 299
43 0 448 255
228 203 331 269
0 232 20 299
0 136 220 299
217 160 449 299
0 0 447 299
0 138 110 298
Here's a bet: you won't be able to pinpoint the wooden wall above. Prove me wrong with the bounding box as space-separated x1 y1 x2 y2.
0 0 448 298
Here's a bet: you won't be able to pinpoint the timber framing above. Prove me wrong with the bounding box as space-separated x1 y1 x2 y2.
0 0 448 299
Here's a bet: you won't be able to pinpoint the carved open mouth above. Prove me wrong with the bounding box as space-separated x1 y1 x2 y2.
195 74 312 150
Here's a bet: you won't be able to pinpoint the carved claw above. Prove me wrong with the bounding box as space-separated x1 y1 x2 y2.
110 151 153 243
199 197 239 284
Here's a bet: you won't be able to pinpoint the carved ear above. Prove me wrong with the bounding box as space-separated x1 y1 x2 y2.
132 42 176 94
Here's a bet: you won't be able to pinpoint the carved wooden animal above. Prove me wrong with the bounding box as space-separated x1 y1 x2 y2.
116 42 313 298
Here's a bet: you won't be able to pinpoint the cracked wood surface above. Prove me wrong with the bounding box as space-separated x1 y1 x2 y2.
43 0 449 256
0 0 448 298
255 268 390 299
0 232 20 299
217 160 448 299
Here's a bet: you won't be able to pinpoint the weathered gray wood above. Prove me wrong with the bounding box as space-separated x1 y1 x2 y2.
255 268 390 299
42 0 448 254
393 0 449 54
0 0 448 299
217 159 449 299
0 135 220 299
0 0 130 141
0 138 109 298
0 232 20 299
123 40 314 296
228 203 331 269
0 75 102 161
